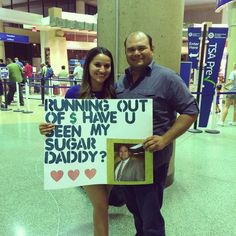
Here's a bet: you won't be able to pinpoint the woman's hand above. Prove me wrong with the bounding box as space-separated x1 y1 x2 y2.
39 123 55 135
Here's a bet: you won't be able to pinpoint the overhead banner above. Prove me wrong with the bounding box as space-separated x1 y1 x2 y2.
216 0 236 12
0 32 29 44
188 27 201 69
199 27 228 127
44 98 153 190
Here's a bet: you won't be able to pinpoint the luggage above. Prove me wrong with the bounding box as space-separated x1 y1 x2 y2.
109 186 126 207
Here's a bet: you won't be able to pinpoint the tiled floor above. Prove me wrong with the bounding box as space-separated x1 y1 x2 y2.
1 95 236 236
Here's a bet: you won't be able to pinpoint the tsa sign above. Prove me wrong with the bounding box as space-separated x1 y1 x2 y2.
199 27 228 127
0 67 9 80
188 27 201 69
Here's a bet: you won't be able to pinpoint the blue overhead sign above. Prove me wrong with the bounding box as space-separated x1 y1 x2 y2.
216 0 236 12
188 27 201 69
0 32 29 44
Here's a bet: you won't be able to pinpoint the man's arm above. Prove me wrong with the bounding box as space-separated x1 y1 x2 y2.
143 114 197 152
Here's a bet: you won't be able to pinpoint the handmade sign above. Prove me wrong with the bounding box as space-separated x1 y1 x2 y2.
44 98 153 189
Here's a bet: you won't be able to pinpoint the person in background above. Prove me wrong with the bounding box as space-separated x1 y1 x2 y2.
6 58 24 106
217 63 236 126
0 59 6 108
23 61 33 80
73 62 83 85
44 62 54 95
216 84 222 113
23 61 33 93
14 57 24 69
35 63 47 94
39 47 116 236
116 31 199 236
58 65 69 96
215 71 224 114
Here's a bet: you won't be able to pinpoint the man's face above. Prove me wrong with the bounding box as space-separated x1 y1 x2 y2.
125 33 153 69
119 146 130 160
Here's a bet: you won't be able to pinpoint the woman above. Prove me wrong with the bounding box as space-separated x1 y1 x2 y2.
57 65 69 96
39 47 116 236
218 64 236 126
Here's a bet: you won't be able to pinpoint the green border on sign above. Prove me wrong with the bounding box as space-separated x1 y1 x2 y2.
107 138 153 185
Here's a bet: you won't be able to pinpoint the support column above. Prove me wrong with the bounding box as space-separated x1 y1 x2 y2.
226 2 236 78
97 0 184 75
0 0 5 60
40 7 68 74
97 0 185 186
76 0 85 14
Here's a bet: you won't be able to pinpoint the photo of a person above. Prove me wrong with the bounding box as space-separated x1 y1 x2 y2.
114 144 145 182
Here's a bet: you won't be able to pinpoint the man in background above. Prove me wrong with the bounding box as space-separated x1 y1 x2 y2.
14 57 24 69
6 58 24 106
0 59 6 108
73 62 83 85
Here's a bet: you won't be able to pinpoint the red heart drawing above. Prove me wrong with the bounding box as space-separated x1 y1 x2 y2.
84 168 96 179
50 170 63 182
68 169 80 181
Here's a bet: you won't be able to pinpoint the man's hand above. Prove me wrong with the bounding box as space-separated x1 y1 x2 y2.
39 123 55 135
143 135 168 152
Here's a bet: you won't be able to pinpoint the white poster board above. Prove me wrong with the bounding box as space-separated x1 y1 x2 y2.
44 98 153 189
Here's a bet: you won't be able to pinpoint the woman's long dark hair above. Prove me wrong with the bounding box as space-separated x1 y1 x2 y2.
79 47 116 99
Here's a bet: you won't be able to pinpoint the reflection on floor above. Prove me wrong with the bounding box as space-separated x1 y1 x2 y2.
1 98 236 236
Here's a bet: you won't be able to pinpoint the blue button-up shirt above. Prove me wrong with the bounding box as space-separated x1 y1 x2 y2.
116 60 199 166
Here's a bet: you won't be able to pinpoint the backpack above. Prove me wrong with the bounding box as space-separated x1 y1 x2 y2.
46 67 54 79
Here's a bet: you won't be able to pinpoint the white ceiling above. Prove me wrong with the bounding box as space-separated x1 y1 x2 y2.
185 0 216 5
2 0 216 7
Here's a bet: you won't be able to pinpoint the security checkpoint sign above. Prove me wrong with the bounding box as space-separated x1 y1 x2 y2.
188 27 201 69
44 98 153 189
0 67 8 80
198 27 228 127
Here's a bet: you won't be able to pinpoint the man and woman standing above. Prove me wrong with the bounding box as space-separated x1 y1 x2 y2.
39 31 199 236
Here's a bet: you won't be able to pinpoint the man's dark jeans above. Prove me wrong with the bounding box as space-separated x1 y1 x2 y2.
123 163 169 236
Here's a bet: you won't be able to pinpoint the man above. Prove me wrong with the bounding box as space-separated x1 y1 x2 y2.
14 57 24 69
115 144 144 182
6 58 24 106
116 31 199 236
217 63 236 126
0 59 6 108
73 62 83 85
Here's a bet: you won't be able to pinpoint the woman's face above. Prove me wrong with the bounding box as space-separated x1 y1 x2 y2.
89 53 112 90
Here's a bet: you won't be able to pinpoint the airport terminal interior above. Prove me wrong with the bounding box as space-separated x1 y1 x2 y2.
1 0 236 236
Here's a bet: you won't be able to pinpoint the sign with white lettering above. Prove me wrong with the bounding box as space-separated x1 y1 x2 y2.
44 98 153 189
199 27 228 127
0 67 8 80
188 27 201 69
0 32 29 44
